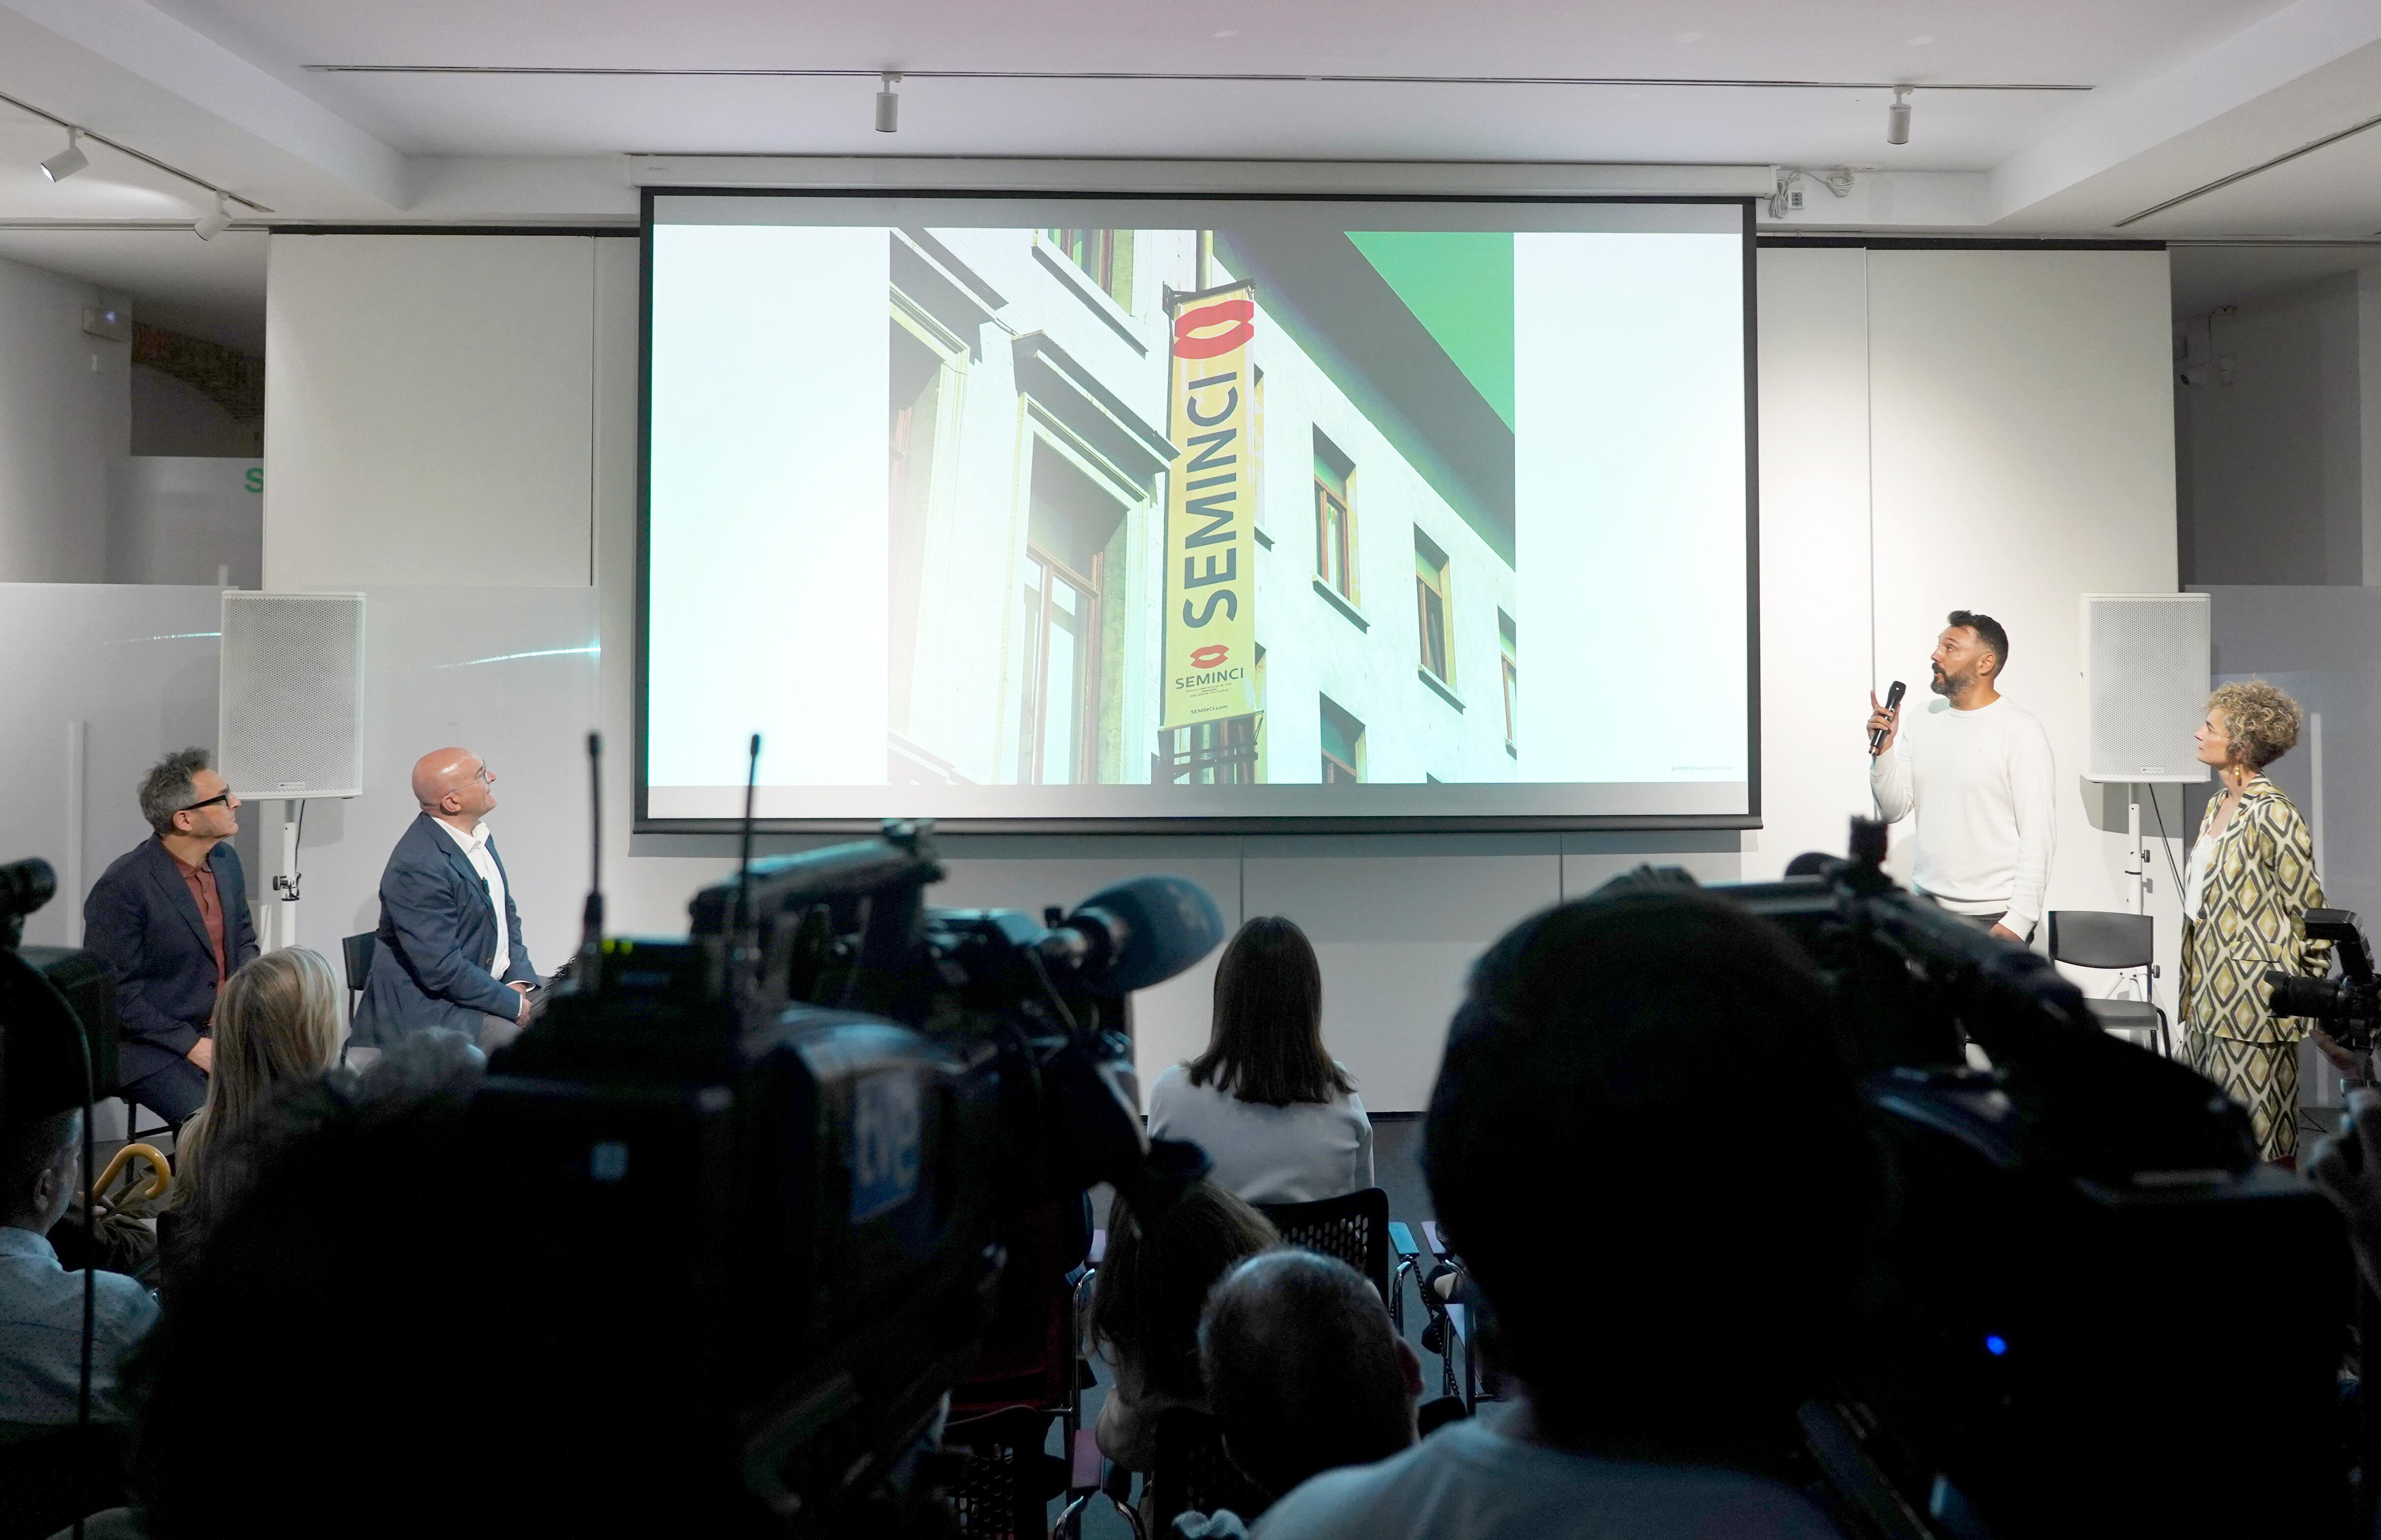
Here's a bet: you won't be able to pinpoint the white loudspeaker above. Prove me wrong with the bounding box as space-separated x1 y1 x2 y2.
2081 593 2212 784
218 592 365 798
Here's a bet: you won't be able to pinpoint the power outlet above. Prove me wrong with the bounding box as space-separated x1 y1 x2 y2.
1789 188 1805 210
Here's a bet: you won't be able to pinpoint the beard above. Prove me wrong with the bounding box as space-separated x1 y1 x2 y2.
1929 664 1969 698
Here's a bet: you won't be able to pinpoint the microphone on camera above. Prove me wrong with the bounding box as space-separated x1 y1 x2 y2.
1039 875 1226 993
1870 680 1907 754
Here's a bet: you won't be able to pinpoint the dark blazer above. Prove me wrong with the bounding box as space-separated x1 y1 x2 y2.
352 814 537 1048
82 838 260 1089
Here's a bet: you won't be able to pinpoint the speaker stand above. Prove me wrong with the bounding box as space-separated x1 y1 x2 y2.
268 799 303 952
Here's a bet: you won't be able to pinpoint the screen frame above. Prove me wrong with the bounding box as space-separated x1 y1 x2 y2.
635 185 1761 836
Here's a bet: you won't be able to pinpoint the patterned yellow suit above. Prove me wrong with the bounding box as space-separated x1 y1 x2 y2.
2179 776 2330 1162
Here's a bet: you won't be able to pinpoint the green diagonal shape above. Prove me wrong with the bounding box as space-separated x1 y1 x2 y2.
1345 230 1515 432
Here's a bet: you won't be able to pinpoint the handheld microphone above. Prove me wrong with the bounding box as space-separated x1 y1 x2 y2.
1870 680 1907 754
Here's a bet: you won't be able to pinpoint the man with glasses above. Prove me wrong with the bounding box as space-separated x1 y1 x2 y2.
352 747 540 1056
82 748 260 1126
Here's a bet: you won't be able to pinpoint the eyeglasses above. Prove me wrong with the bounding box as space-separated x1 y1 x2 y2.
178 791 234 815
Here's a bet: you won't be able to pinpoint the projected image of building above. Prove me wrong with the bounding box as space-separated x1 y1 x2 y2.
883 223 1520 789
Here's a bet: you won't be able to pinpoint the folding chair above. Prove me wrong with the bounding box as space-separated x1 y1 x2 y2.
2047 911 2170 1057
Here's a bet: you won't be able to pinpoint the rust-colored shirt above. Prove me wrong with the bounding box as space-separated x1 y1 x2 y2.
164 843 228 988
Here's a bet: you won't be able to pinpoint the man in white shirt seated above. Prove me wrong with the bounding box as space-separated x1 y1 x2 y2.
1865 609 2056 943
1253 887 1877 1540
0 1108 158 1424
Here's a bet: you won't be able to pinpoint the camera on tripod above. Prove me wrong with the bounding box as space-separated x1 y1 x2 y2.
2266 908 2380 1050
473 817 1226 1531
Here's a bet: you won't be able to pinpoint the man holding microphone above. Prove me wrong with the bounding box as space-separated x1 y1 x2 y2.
1865 610 2057 942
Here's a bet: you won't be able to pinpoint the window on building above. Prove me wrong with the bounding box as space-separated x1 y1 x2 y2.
1045 228 1136 309
1499 610 1519 753
1414 530 1452 685
1320 694 1366 784
1013 440 1124 785
1314 431 1357 600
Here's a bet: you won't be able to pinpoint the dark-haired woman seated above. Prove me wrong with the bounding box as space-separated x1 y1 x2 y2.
1087 1180 1277 1475
1148 916 1375 1204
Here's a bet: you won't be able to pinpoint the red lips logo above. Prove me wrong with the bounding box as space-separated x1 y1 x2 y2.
1190 645 1230 669
1174 299 1255 360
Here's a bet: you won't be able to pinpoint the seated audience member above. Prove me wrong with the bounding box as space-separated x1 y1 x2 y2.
0 1109 157 1424
352 747 538 1056
1254 887 1878 1540
1085 1180 1277 1474
1148 918 1373 1204
81 748 259 1126
161 948 343 1270
1201 1250 1422 1506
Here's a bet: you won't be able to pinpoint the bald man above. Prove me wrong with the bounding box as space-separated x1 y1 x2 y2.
351 748 539 1055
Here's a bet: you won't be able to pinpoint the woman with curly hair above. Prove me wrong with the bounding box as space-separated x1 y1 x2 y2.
2181 681 2331 1164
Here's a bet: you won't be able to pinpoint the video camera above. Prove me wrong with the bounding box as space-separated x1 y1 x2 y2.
2268 909 2380 1050
1692 821 2350 1539
0 856 119 1121
473 819 1223 1532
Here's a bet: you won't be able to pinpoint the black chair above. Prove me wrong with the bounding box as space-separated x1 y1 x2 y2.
942 1405 1068 1540
342 932 375 1015
1143 1406 1274 1535
1255 1187 1392 1318
2047 911 2169 1057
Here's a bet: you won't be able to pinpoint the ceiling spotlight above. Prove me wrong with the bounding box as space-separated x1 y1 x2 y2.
1886 85 1912 146
40 128 88 183
876 72 901 134
194 192 232 242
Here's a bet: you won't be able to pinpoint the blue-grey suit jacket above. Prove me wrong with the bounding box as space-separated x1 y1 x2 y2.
81 838 260 1089
352 814 537 1048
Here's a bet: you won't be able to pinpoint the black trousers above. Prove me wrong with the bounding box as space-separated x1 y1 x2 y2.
119 1057 207 1127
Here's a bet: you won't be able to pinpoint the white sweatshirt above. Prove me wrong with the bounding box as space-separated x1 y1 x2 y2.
1870 696 2057 935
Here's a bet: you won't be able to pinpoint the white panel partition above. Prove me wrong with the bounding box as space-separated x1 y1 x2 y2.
0 584 224 947
253 585 602 976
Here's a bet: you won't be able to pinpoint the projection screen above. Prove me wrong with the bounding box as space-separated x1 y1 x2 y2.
640 192 1756 832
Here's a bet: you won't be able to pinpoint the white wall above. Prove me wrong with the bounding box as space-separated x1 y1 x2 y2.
0 254 127 582
265 235 599 590
2176 272 2363 585
261 234 2183 1110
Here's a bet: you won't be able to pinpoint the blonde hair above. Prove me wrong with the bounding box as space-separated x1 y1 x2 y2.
169 947 343 1211
2209 681 2304 770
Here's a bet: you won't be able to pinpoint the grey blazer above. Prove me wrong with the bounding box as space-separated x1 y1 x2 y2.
352 814 536 1048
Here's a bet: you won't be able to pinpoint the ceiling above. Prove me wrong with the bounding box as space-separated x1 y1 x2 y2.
4 0 2381 340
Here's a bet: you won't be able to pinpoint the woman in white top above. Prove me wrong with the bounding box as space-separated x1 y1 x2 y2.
1146 915 1375 1205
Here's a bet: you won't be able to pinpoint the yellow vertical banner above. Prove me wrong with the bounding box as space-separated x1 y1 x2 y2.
1161 282 1260 729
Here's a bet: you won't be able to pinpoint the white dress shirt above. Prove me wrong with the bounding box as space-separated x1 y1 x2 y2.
434 818 510 981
